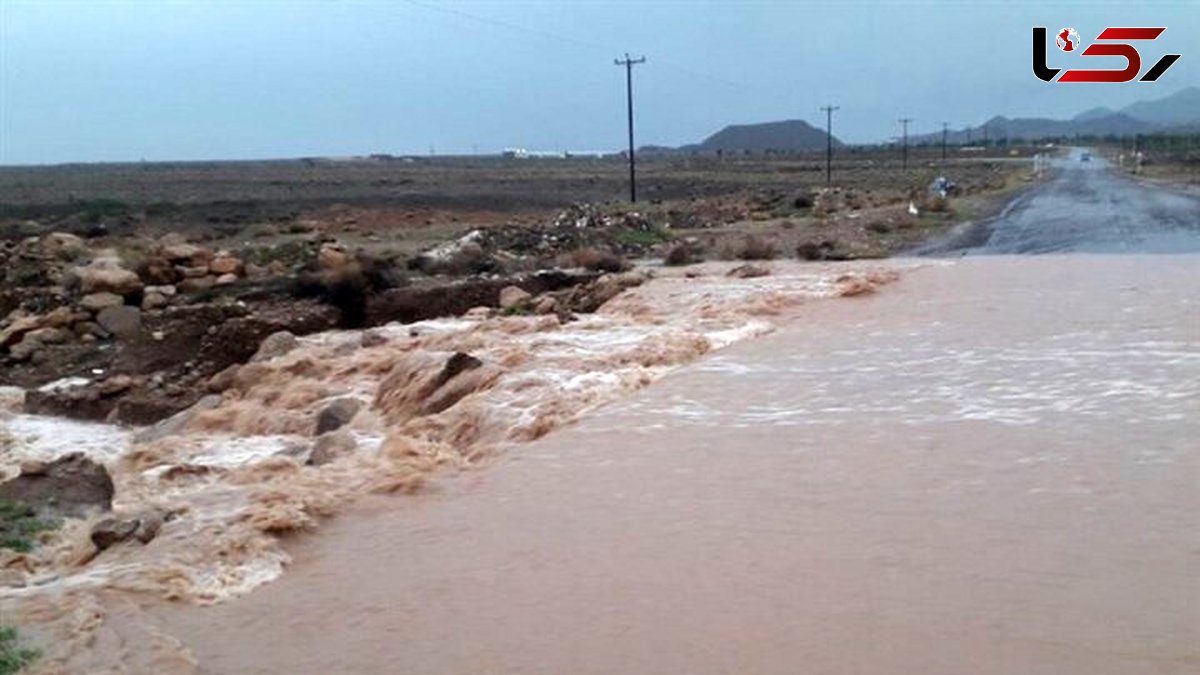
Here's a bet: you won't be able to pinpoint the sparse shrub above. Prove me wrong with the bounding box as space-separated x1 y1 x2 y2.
0 626 39 674
663 241 703 266
293 251 403 327
614 227 671 249
866 221 892 234
0 500 57 554
792 192 814 209
796 241 833 261
77 198 128 224
560 247 628 273
732 234 778 261
778 219 798 230
921 195 950 213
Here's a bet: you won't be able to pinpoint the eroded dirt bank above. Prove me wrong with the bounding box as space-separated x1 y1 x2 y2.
1 260 900 673
152 254 1198 675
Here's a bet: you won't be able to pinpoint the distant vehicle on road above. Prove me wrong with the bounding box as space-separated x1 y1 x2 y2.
1080 151 1091 162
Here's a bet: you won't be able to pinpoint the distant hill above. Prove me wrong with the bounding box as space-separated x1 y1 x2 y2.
651 119 840 155
1119 86 1200 126
1073 106 1115 122
910 86 1200 145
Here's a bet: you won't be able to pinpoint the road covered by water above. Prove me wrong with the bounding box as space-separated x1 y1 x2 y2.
925 147 1200 254
157 252 1199 675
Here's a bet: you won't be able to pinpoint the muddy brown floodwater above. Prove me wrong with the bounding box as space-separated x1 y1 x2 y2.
154 254 1198 675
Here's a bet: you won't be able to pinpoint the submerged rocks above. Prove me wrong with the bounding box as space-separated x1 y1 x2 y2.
90 510 164 551
562 271 646 313
727 263 771 279
309 428 358 466
133 394 223 444
0 452 114 518
314 397 362 435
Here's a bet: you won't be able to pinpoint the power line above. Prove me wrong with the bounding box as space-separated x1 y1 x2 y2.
820 105 839 187
399 0 803 107
898 117 913 170
615 54 646 203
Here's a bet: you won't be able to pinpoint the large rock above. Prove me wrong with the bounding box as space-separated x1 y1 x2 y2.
0 316 41 349
161 243 211 267
251 331 298 362
209 253 243 276
22 327 70 345
308 429 358 466
97 305 142 340
77 265 143 296
176 275 217 293
139 256 180 285
90 510 163 551
81 292 125 313
133 394 223 444
141 292 168 311
41 232 87 261
565 271 646 313
315 397 362 435
0 452 114 518
499 285 532 310
317 243 351 271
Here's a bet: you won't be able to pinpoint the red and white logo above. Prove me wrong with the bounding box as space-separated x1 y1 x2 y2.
1056 27 1081 52
1033 26 1181 83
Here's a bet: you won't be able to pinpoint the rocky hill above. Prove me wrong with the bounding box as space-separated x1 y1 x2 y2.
646 119 841 155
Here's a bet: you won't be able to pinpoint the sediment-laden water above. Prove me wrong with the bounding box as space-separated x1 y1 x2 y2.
1 262 898 673
155 254 1199 675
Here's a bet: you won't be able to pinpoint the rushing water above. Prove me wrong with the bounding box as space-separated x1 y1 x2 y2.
153 254 1199 675
4 262 903 672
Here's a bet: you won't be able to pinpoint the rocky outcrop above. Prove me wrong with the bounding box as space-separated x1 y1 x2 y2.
0 453 114 518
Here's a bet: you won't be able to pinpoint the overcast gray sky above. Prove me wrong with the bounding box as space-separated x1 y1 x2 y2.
1 0 1196 164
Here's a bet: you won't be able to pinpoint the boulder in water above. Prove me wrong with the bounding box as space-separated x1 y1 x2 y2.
315 397 362 434
0 452 114 518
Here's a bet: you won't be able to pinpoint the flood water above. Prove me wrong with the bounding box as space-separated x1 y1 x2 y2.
157 254 1200 674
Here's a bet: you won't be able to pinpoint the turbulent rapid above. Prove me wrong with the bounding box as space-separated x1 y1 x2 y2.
0 262 900 672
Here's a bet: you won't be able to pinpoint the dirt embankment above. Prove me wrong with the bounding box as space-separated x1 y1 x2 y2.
1 152 1034 426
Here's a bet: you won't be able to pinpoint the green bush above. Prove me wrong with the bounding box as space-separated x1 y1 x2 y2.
0 500 58 553
0 627 39 674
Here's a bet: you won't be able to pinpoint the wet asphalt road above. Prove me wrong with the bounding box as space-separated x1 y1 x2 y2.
926 148 1200 255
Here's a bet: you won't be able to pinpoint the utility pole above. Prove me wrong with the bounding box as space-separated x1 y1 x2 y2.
899 117 913 169
820 104 839 186
941 122 949 161
614 53 646 203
